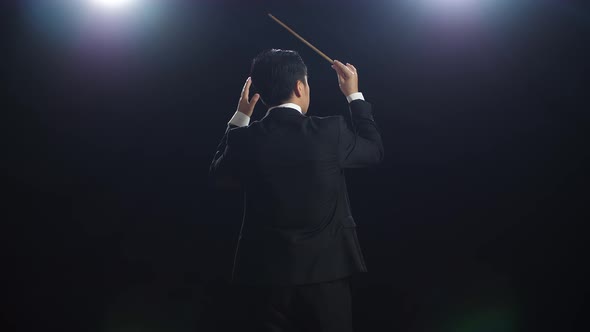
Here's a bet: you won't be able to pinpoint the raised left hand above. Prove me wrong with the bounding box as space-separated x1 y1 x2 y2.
236 77 260 117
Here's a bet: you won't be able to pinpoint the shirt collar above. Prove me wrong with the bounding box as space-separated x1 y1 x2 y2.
267 103 303 115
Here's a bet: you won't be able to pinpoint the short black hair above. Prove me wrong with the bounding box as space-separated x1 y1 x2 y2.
250 49 308 107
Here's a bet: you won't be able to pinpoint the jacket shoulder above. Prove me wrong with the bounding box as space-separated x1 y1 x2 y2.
307 115 348 136
228 124 249 136
226 125 250 146
307 115 345 128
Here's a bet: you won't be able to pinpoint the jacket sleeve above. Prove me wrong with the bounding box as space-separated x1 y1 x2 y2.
210 124 243 188
337 99 384 168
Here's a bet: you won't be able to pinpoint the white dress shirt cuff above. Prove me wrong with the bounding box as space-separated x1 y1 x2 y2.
228 111 250 127
346 92 365 103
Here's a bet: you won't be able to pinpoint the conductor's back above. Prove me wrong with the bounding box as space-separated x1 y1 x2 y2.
210 49 383 331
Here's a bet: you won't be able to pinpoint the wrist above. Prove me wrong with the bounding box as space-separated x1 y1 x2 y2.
228 111 251 127
346 92 364 103
237 110 253 117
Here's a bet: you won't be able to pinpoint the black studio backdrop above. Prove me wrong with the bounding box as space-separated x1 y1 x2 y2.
2 1 588 331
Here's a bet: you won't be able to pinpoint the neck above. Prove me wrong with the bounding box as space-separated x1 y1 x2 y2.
283 98 304 109
268 102 302 114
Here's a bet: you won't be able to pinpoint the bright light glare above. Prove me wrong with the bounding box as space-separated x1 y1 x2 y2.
90 0 138 11
24 0 173 62
413 0 493 17
430 0 478 7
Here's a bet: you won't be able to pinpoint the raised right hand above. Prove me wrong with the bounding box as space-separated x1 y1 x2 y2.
331 60 359 97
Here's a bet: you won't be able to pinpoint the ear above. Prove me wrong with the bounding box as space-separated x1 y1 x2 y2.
293 80 304 98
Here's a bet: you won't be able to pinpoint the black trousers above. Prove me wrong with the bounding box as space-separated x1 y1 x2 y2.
237 277 353 332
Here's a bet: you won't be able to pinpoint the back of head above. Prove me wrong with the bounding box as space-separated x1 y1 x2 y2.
250 49 308 107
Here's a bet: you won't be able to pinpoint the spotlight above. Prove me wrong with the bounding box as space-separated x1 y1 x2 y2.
420 0 479 12
430 0 476 7
413 0 494 16
89 0 138 12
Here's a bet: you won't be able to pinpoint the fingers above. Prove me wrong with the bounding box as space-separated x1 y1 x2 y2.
331 60 359 97
331 60 355 79
250 93 260 107
331 61 347 77
241 77 252 100
237 77 259 116
346 63 357 74
337 60 355 76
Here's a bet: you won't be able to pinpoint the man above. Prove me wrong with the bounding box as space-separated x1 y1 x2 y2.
210 49 383 331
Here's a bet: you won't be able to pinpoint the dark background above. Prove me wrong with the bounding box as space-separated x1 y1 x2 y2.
3 0 588 331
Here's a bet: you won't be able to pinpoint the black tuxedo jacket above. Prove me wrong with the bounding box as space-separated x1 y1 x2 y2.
210 99 383 285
